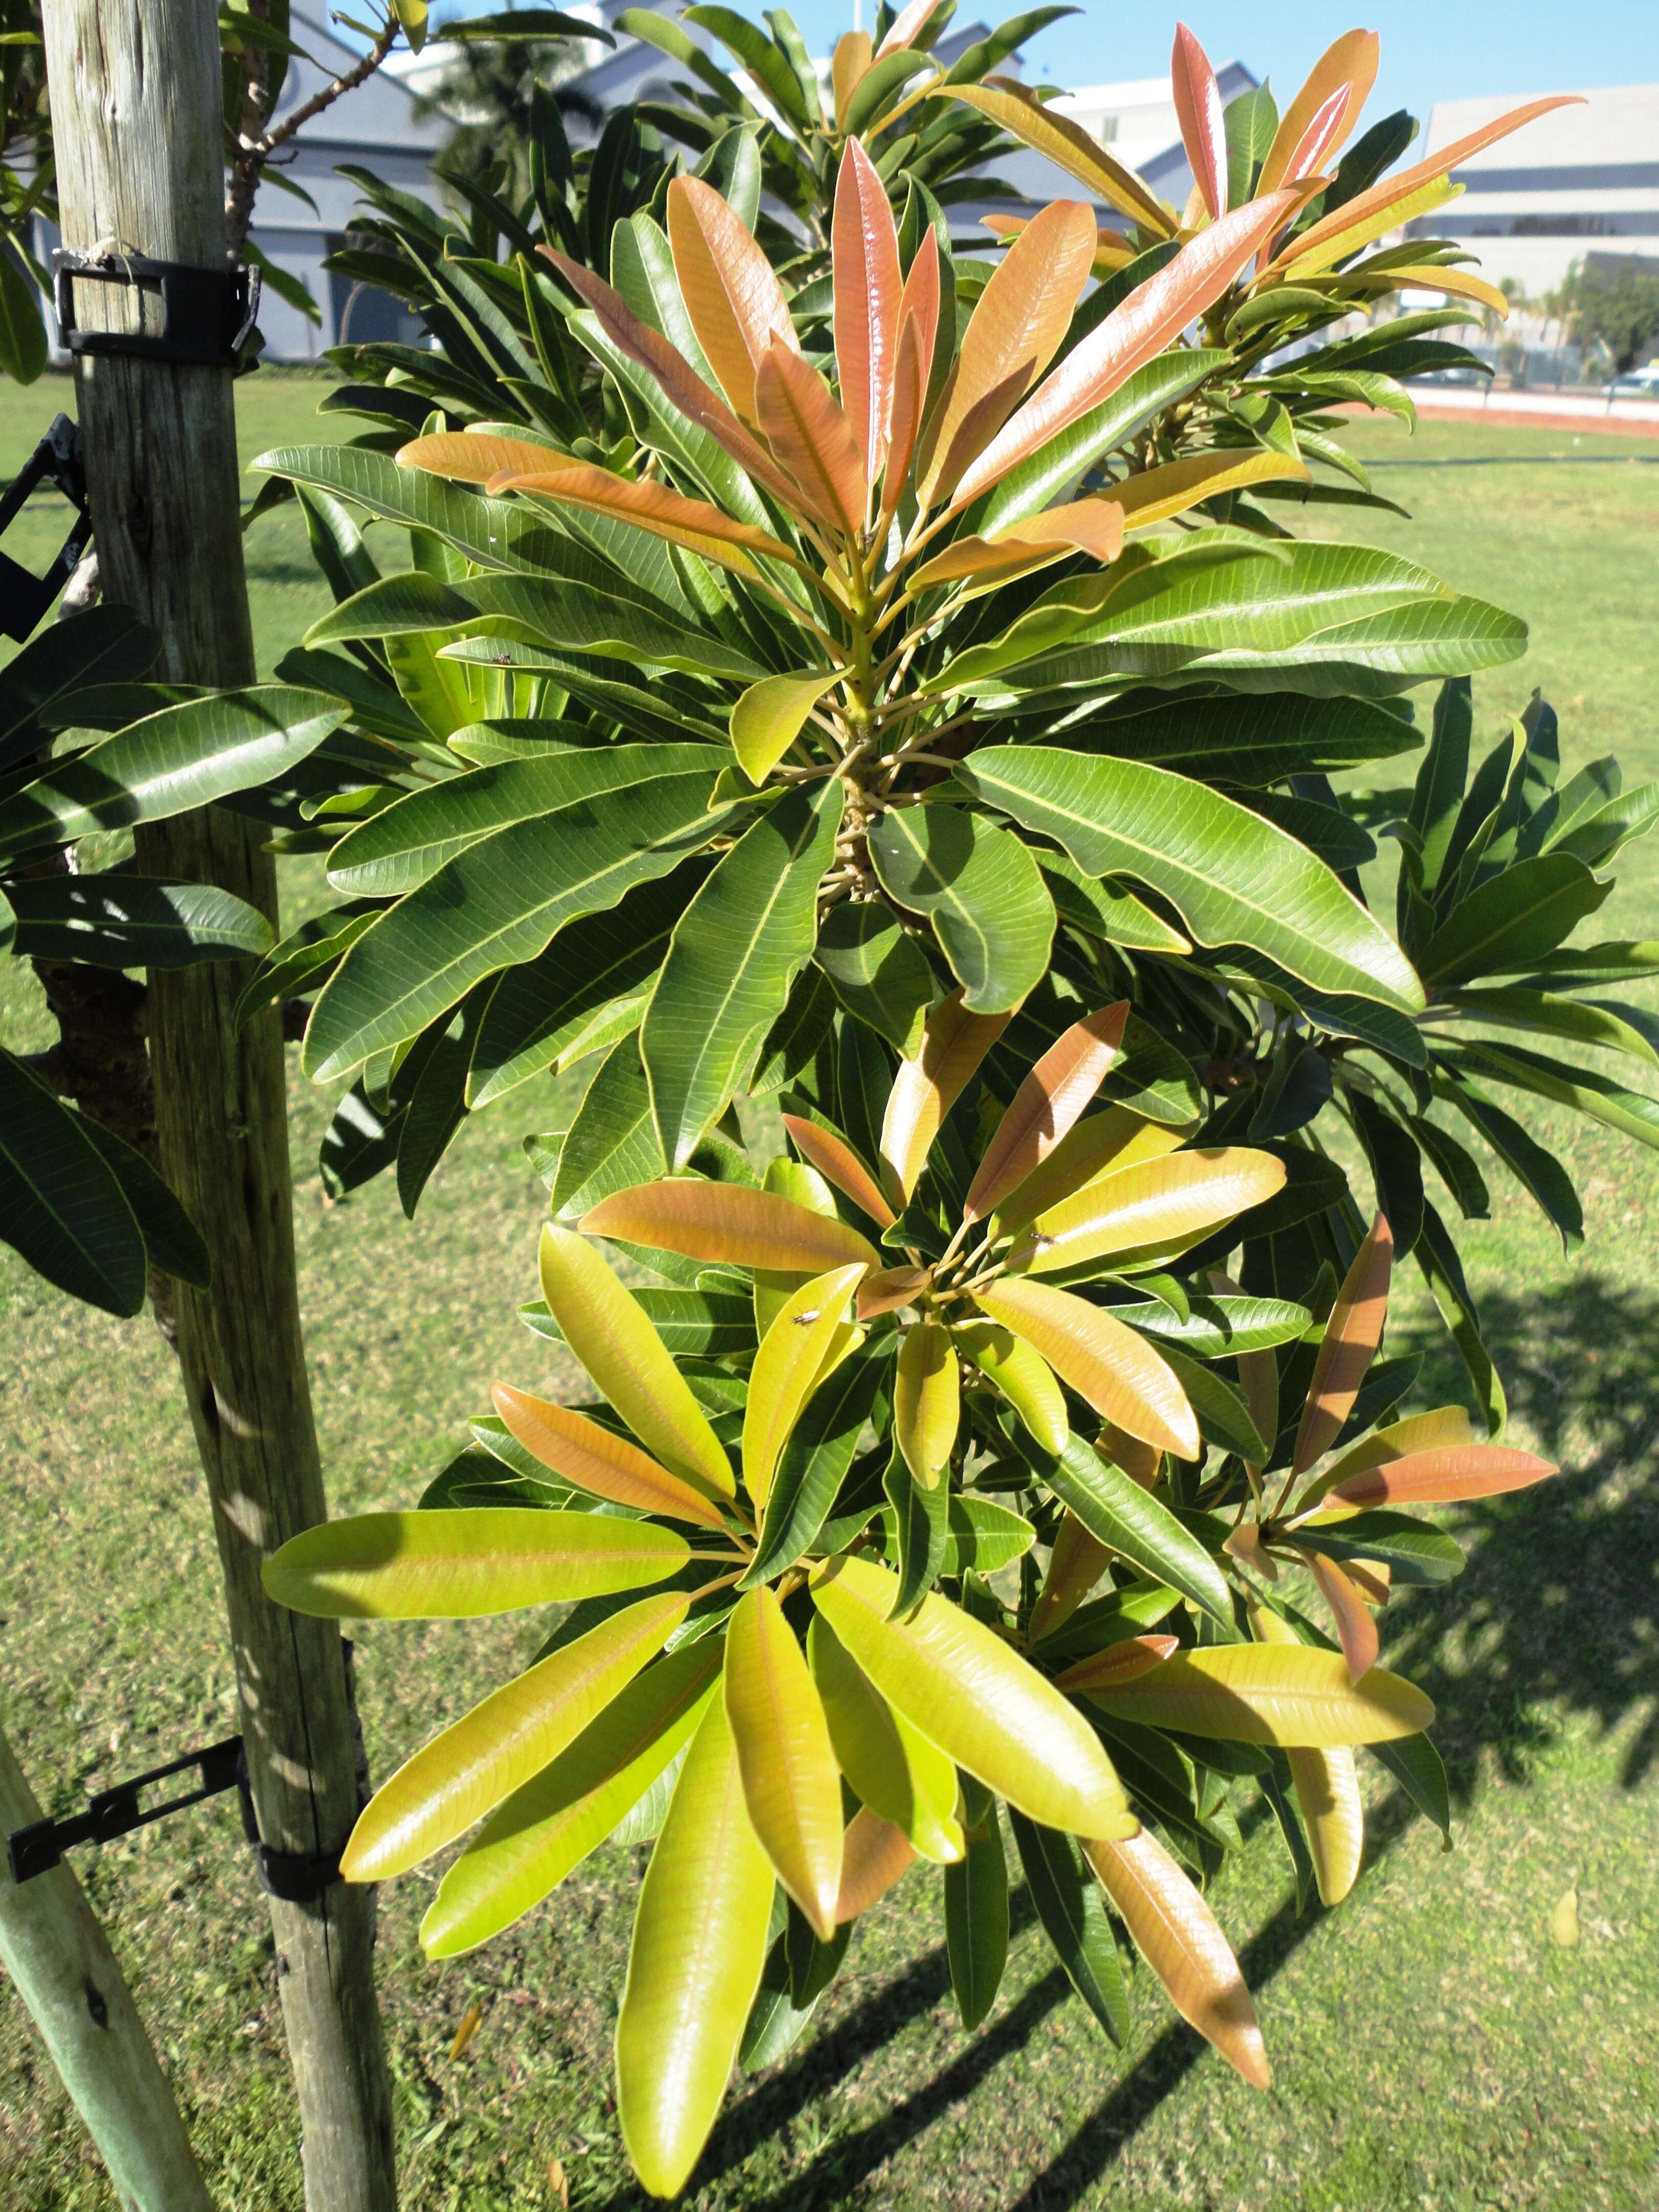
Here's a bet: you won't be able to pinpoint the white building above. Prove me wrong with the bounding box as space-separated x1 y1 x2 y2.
1413 81 1659 300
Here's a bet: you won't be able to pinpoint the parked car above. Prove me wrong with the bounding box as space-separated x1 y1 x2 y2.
1607 364 1659 397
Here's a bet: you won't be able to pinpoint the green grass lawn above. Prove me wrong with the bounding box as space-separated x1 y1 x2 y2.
3 381 1658 2210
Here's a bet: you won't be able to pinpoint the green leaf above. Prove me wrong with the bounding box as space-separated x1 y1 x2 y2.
1013 1430 1232 1623
469 863 705 1107
685 4 811 125
304 568 479 645
1284 1511 1464 1586
328 745 719 898
1117 1293 1312 1359
1051 687 1421 784
0 689 348 864
1224 82 1278 204
1009 1810 1129 2043
1443 1039 1659 1155
954 747 1423 1013
0 876 273 967
1149 1343 1269 1460
1419 854 1610 986
643 781 843 1169
1039 855 1192 954
545 1036 663 1215
730 671 838 784
1369 1729 1452 1844
77 1115 210 1289
813 902 937 1052
976 353 1229 537
0 605 159 772
1414 1198 1505 1437
0 1047 145 1315
304 772 728 1080
1442 1079 1581 1248
1441 985 1658 1070
746 1343 891 1586
0 244 47 384
944 1776 1009 2031
877 1493 1035 1579
883 1448 950 1617
868 804 1055 1015
522 1286 755 1360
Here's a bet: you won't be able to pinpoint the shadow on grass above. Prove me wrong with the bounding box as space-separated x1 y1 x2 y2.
585 1274 1659 2209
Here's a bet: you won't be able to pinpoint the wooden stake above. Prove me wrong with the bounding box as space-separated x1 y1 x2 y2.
0 1726 215 2212
37 1 398 2203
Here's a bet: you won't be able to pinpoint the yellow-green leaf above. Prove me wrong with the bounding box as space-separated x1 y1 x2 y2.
1097 449 1311 529
1084 1827 1271 2088
1014 1148 1286 1275
809 1614 964 1863
1027 1507 1113 1642
1085 1644 1433 1746
742 1263 867 1511
811 1555 1134 1838
730 670 840 785
342 1591 689 1882
262 1508 689 1619
1250 1601 1364 1906
1299 1403 1473 1513
990 1107 1186 1239
421 1642 722 1957
959 1322 1068 1455
540 1223 734 1498
616 1691 775 2199
894 1317 960 1488
491 1384 730 1530
584 1178 880 1273
974 1276 1200 1461
724 1588 844 1939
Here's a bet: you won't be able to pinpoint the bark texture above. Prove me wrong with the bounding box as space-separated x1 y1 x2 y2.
36 1 398 2203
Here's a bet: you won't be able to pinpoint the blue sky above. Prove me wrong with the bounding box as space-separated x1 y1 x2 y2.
432 0 1659 140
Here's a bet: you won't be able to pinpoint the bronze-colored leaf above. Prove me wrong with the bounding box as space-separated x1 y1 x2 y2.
974 1277 1200 1461
1291 1213 1393 1476
1086 1826 1270 2087
583 1179 880 1273
666 174 799 424
951 189 1300 507
490 460 796 578
755 339 868 536
879 988 1010 1205
1325 1442 1557 1510
924 197 1099 498
831 28 873 126
835 1805 917 1923
540 248 807 512
1055 1633 1178 1690
907 498 1125 592
491 1384 730 1532
397 432 565 483
1305 1550 1379 1685
857 1265 932 1320
1256 30 1378 197
1027 1508 1113 1642
879 231 939 526
782 1112 897 1227
1171 24 1228 221
834 136 904 478
991 1107 1186 1240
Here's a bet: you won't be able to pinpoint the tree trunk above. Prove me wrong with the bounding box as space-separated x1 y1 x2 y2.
0 1725 216 2212
36 2 399 2205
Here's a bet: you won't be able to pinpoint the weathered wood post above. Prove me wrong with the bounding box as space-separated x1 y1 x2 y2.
1 1725 216 2211
36 1 399 2203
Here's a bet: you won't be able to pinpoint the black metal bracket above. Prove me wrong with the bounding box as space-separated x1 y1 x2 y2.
0 411 92 644
6 1732 352 1902
52 248 263 374
7 1735 246 1884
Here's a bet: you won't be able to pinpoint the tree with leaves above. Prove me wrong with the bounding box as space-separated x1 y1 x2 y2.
231 12 1659 2198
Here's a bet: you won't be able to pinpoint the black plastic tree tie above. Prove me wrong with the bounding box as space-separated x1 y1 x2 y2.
52 248 263 375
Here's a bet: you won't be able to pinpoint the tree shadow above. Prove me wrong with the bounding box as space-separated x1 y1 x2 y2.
589 1272 1659 2208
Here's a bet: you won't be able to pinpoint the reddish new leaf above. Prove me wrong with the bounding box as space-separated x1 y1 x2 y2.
1292 1214 1393 1476
964 1004 1128 1222
834 137 904 477
1171 24 1228 221
666 175 799 424
755 339 868 536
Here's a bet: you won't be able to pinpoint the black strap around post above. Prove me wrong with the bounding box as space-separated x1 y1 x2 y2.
52 248 263 375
